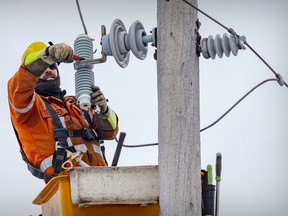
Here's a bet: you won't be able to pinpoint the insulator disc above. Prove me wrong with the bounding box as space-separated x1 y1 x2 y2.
207 35 216 59
222 33 231 57
214 34 223 58
128 20 148 60
200 38 210 59
229 35 239 56
109 19 130 68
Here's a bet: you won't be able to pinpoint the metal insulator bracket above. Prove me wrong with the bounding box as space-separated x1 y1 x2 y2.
200 33 246 59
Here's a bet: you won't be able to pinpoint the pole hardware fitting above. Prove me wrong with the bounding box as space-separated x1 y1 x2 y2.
276 73 285 86
200 33 246 59
195 19 202 57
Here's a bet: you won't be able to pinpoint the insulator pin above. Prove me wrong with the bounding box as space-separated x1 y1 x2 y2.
201 33 246 59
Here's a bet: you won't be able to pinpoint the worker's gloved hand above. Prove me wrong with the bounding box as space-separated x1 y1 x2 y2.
44 43 74 63
91 85 108 115
22 42 73 77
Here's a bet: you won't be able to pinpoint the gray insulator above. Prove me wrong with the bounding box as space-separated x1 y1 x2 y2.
128 20 148 60
74 34 94 110
101 19 156 67
201 33 246 59
102 19 130 68
128 21 156 60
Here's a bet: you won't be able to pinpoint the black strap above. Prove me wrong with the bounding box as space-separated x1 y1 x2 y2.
100 140 108 165
54 128 96 139
43 100 71 149
83 111 93 127
44 100 99 142
83 109 107 165
43 99 71 175
52 148 67 174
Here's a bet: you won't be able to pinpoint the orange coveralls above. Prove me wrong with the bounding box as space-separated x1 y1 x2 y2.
8 65 118 177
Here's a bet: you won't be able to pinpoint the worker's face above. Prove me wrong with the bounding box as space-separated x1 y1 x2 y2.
39 63 58 81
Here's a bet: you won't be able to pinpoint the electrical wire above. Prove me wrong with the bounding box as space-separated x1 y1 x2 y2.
182 0 238 36
200 78 279 132
119 78 282 147
75 0 88 35
123 143 159 148
114 135 158 148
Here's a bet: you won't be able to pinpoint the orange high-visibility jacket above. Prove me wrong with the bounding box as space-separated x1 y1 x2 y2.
8 65 118 177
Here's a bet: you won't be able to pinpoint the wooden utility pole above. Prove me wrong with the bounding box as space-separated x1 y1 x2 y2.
157 0 201 215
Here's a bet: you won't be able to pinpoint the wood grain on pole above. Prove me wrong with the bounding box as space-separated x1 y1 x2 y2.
157 0 201 215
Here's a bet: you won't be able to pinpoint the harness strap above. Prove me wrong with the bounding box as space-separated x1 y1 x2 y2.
43 100 72 175
83 106 108 165
53 148 66 174
54 128 97 138
43 100 71 149
83 111 102 141
83 111 93 127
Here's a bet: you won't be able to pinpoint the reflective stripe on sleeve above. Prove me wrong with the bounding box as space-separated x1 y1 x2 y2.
40 155 53 172
9 92 36 114
24 50 43 66
107 108 117 130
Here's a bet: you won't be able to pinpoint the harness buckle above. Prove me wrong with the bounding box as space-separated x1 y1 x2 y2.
54 128 68 138
82 128 98 141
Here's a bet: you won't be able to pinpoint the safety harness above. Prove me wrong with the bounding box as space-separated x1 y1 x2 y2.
13 98 106 182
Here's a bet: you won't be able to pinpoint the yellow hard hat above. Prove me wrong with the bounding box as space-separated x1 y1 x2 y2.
21 41 47 63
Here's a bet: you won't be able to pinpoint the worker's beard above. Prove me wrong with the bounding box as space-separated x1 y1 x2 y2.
35 72 63 98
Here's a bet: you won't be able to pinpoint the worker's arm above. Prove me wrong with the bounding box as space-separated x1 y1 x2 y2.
8 42 74 123
23 42 74 77
8 65 40 123
90 85 119 139
94 107 119 139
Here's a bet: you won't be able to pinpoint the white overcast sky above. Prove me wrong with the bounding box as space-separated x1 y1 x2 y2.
1 0 288 215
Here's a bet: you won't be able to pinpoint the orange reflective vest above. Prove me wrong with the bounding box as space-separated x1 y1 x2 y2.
8 65 118 178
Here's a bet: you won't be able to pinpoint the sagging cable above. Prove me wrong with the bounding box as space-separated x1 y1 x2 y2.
116 78 283 148
200 78 279 132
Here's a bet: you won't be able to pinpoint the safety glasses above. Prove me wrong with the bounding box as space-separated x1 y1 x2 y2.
48 63 58 70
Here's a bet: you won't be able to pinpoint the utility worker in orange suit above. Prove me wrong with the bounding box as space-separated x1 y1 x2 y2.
8 42 119 182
